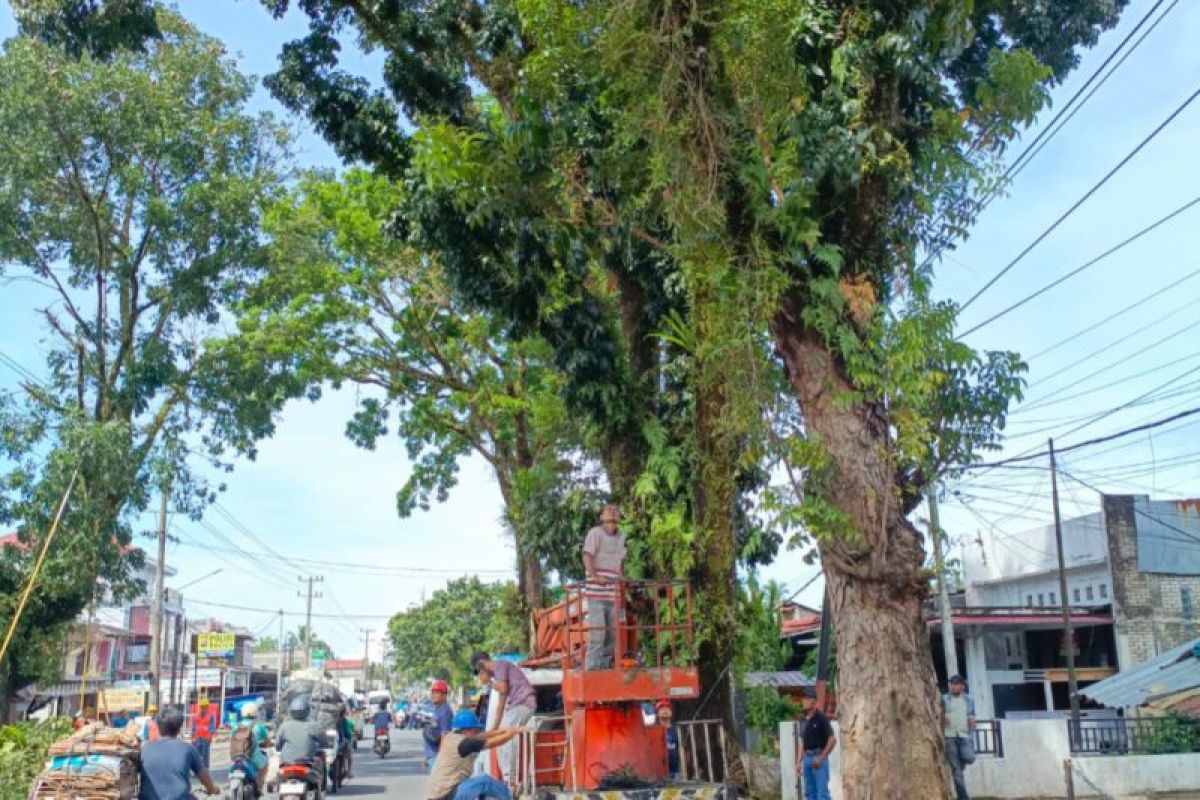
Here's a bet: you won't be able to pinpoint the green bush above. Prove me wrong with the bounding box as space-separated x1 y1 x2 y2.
746 686 798 756
0 717 73 800
1142 714 1200 754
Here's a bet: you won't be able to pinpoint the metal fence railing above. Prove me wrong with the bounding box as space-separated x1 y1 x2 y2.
1071 716 1200 755
678 719 729 784
974 719 1004 757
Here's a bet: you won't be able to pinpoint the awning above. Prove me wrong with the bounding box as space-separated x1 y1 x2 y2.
1082 638 1200 709
928 608 1112 628
31 679 111 698
745 671 815 690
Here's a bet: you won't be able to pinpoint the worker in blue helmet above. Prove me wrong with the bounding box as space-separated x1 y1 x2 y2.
426 709 523 800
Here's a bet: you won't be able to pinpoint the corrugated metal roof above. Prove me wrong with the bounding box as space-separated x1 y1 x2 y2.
1081 638 1200 709
745 671 814 689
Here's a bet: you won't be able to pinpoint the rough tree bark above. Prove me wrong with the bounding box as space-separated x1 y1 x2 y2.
692 371 740 749
771 299 950 800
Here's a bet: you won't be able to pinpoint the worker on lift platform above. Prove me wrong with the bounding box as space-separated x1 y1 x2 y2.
582 503 625 670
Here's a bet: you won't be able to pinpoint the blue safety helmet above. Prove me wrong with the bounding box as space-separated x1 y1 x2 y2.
451 709 483 731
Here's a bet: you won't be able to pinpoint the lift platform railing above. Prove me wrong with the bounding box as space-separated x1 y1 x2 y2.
551 580 695 670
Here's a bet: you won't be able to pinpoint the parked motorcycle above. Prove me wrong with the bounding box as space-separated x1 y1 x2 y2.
278 759 323 800
373 726 390 758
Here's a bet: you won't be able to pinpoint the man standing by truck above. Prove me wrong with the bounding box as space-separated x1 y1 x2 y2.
583 504 625 670
471 652 535 791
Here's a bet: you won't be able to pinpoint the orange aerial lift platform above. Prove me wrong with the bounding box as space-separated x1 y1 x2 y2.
510 580 733 799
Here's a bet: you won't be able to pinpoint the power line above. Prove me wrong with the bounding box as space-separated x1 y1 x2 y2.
169 537 511 577
958 83 1200 313
1053 364 1200 442
1017 308 1200 410
966 405 1200 469
918 0 1175 273
958 196 1200 336
186 597 393 620
1002 0 1180 186
1059 469 1200 548
1027 265 1200 362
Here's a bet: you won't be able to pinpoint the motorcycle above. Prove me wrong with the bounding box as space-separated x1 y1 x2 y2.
322 728 345 794
278 759 323 800
227 756 260 800
372 726 390 758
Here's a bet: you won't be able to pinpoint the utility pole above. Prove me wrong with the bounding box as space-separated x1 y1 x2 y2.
276 610 284 696
298 576 323 668
928 484 959 681
361 629 372 692
1049 438 1083 744
169 613 182 706
148 487 168 708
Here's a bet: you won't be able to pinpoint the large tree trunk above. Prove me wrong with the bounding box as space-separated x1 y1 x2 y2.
771 299 950 800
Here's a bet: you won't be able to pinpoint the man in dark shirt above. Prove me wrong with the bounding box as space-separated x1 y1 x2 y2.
798 687 836 800
138 708 219 800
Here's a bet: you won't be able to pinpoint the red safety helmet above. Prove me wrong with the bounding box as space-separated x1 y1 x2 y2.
431 679 450 694
655 699 672 712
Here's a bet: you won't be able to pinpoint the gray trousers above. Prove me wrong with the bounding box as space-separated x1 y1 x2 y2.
585 599 615 669
946 736 971 800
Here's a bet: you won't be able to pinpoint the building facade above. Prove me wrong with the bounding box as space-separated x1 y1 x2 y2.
955 494 1200 720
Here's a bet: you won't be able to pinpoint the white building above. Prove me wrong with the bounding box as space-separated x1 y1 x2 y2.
945 495 1200 720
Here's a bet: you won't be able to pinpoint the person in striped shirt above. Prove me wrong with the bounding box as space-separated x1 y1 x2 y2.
583 504 626 670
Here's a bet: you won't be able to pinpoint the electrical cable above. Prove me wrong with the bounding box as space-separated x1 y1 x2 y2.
958 196 1200 336
186 597 393 619
1054 364 1200 442
1009 378 1200 424
1059 469 1200 547
1003 0 1180 185
966 405 1200 469
1017 310 1200 410
917 0 1176 274
958 83 1200 313
1027 265 1200 362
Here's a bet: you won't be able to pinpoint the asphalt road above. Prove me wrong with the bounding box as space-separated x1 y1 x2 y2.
208 729 430 798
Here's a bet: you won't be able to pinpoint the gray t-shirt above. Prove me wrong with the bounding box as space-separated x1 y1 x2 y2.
583 525 625 598
491 659 536 712
275 718 325 763
138 738 203 800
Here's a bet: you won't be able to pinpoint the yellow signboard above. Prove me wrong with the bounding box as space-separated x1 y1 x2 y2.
197 632 236 657
100 687 146 712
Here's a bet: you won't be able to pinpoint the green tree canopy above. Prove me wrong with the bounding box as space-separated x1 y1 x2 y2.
242 169 594 611
387 577 522 685
259 1 1127 795
0 10 304 700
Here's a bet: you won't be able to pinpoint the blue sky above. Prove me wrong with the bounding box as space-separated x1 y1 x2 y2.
0 0 1197 656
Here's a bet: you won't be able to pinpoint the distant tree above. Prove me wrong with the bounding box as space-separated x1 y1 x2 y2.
253 636 278 654
294 626 334 661
0 11 302 705
386 577 521 685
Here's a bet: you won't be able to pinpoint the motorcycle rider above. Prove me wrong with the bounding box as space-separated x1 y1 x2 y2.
275 696 326 789
235 703 270 794
138 708 219 800
372 700 391 738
